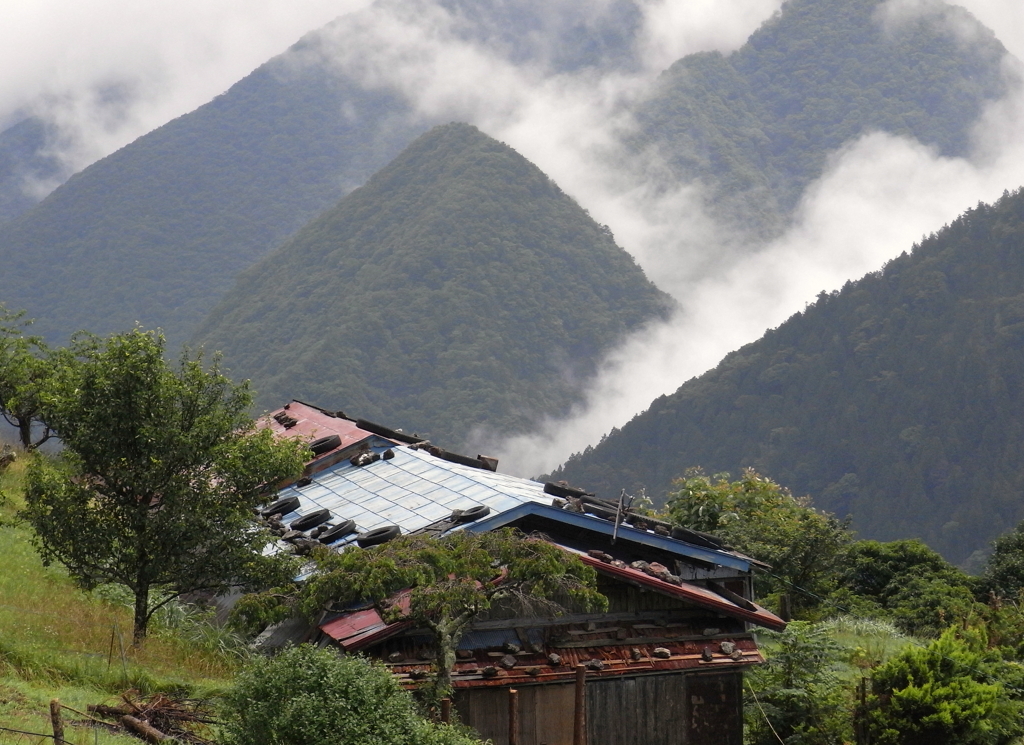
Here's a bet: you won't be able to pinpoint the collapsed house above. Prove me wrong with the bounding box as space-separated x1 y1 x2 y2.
259 401 786 745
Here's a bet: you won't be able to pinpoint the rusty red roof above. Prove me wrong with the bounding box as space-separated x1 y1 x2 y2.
320 593 413 650
575 553 787 631
386 634 764 689
259 400 376 462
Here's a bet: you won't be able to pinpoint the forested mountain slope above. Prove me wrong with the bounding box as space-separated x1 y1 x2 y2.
193 123 672 450
550 188 1024 565
631 0 1010 240
0 0 1010 347
0 116 64 224
0 39 423 349
0 0 644 348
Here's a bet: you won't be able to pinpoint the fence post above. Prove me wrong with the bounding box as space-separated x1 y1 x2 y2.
573 664 587 745
441 698 452 724
50 699 65 745
508 688 520 745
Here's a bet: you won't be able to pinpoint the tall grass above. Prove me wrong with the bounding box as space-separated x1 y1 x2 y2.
0 456 239 737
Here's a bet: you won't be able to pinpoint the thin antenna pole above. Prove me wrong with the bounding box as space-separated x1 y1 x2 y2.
611 489 626 544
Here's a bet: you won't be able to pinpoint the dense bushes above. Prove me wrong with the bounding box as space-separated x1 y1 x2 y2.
220 645 482 745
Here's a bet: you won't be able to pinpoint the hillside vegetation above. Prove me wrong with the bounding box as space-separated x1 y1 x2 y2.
0 0 648 349
550 188 1024 565
0 458 237 742
193 123 671 449
0 38 424 349
631 0 1010 240
0 0 1011 350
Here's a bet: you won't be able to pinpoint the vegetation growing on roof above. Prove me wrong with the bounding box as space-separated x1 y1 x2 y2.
234 528 607 699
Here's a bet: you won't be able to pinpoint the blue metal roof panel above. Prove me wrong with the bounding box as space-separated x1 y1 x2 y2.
461 503 752 571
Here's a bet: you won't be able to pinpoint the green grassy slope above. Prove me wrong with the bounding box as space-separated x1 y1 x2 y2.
631 0 1010 240
193 123 673 449
550 188 1024 565
0 458 237 741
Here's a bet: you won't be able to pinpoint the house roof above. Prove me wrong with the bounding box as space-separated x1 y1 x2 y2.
262 403 760 573
259 400 375 458
268 436 553 548
352 620 766 690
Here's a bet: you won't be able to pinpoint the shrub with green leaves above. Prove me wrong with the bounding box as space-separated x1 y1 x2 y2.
219 645 483 745
867 628 1024 745
746 621 852 745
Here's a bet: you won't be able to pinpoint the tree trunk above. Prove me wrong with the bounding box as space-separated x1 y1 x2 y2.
17 417 32 450
434 626 459 702
133 583 150 645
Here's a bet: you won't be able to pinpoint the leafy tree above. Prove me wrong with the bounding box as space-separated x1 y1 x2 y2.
0 305 56 450
237 529 606 698
664 468 851 616
981 521 1024 600
867 628 1024 745
746 621 851 745
220 644 483 745
835 539 979 636
22 328 307 643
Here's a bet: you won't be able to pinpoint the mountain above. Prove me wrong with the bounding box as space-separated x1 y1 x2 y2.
0 116 65 224
0 0 646 348
630 0 1011 240
192 123 672 449
0 32 426 349
549 188 1024 565
0 0 1011 347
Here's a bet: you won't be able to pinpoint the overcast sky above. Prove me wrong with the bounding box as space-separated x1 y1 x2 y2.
3 0 1023 475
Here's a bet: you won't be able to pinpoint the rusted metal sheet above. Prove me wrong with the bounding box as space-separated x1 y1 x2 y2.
260 400 376 460
385 634 763 690
576 553 787 631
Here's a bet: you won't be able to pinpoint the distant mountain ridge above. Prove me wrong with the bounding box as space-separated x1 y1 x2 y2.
0 0 1012 348
193 123 672 449
630 0 1011 240
549 188 1024 565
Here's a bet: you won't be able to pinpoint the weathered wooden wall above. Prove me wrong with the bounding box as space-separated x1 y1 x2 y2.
455 683 575 745
454 671 743 745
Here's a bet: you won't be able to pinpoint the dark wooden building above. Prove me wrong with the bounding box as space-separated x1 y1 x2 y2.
261 402 786 745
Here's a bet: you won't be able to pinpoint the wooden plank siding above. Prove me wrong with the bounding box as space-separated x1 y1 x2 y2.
454 671 743 745
455 684 576 745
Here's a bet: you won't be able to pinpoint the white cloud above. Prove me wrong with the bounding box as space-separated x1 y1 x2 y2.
0 0 369 173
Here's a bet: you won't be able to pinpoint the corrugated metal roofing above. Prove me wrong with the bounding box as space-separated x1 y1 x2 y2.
260 401 374 458
384 631 765 689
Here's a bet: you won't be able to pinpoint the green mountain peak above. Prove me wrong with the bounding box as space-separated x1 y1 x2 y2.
193 122 673 449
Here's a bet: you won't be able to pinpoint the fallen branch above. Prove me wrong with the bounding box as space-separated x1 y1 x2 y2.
121 715 170 743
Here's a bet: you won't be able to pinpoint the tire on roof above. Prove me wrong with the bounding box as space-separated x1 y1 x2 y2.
290 508 331 532
319 520 358 544
309 434 342 455
452 504 491 523
261 495 300 518
356 525 401 548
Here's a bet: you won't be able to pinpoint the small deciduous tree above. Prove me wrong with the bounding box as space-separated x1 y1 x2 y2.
664 468 851 616
220 644 484 745
22 328 307 643
0 305 57 450
236 529 607 698
746 621 851 745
